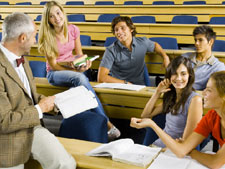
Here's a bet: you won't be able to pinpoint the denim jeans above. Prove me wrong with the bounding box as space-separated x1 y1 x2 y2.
47 70 108 120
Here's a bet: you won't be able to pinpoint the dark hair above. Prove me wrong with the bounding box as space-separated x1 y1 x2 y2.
162 56 195 115
193 25 216 42
111 16 137 36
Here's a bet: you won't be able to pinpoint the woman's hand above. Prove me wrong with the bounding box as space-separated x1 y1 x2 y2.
75 60 92 72
156 79 171 94
130 117 155 129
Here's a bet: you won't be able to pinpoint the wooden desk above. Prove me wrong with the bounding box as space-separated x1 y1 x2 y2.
35 78 158 119
25 137 146 169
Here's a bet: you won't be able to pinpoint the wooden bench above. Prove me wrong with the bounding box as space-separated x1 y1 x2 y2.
25 137 146 169
1 5 225 23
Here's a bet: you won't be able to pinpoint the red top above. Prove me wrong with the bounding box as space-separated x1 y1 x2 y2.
194 110 225 147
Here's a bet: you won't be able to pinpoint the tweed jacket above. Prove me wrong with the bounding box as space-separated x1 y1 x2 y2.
0 49 44 167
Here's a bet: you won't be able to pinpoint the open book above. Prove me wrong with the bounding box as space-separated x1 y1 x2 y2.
57 54 87 67
94 83 146 91
54 86 98 119
148 149 225 169
86 138 162 167
75 55 100 67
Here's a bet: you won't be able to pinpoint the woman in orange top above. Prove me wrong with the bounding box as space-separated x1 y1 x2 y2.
131 71 225 169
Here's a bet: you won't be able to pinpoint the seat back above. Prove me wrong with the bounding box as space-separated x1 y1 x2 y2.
95 1 114 5
29 61 47 77
222 1 225 4
150 37 179 49
80 35 92 46
209 17 225 25
65 1 84 5
0 1 9 5
67 14 85 22
131 16 156 23
97 14 120 22
40 1 47 5
123 1 143 5
35 15 42 21
104 37 117 47
152 1 174 5
144 64 151 86
212 40 225 52
0 32 2 41
171 15 198 24
183 0 206 4
15 2 32 5
59 111 108 143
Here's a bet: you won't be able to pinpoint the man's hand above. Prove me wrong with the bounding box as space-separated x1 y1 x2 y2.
38 96 55 113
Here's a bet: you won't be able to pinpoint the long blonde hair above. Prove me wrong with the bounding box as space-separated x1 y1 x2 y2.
38 0 68 59
210 71 225 115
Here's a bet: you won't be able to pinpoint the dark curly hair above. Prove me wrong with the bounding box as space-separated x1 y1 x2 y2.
111 16 137 36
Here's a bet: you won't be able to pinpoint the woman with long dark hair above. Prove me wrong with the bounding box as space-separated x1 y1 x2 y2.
135 55 203 147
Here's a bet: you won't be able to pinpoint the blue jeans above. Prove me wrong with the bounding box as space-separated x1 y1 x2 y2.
47 70 108 121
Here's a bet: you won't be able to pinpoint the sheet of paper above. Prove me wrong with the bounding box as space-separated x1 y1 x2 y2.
94 83 146 91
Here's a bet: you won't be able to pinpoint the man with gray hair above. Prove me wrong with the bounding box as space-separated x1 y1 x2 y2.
0 12 76 169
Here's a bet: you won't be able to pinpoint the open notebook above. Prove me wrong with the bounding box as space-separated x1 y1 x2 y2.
86 138 161 167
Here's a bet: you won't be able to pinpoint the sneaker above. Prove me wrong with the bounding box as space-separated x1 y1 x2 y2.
108 126 121 141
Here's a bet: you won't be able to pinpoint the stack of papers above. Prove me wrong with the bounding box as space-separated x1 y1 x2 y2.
94 83 146 91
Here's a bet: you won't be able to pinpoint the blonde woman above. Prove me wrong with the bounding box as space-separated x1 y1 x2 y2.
131 71 225 169
38 1 120 141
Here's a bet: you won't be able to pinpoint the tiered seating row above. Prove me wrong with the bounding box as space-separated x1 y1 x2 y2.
0 0 225 5
1 5 225 23
1 21 225 45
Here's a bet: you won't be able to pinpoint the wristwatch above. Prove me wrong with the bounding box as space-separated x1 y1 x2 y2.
124 80 128 84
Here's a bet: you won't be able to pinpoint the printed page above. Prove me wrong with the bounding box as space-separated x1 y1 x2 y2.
94 83 146 91
55 86 98 118
148 152 190 169
86 139 134 157
113 144 161 167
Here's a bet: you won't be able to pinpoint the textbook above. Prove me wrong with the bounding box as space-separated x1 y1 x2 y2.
54 86 98 119
75 55 100 67
57 54 87 67
86 138 162 167
94 83 146 91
